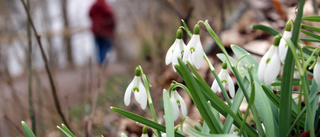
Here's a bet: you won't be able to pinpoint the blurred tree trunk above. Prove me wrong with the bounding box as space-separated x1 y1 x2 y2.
60 0 73 66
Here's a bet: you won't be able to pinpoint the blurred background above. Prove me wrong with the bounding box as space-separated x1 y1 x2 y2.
0 0 318 136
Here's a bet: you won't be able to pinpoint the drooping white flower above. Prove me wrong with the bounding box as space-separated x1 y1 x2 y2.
229 124 240 135
165 29 186 71
258 35 282 86
183 24 204 69
124 67 147 110
170 90 187 121
278 21 292 62
314 57 320 86
211 62 235 98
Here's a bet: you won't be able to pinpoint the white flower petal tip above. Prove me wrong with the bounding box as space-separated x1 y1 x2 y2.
314 57 320 86
124 76 148 110
170 90 187 121
184 35 204 69
211 68 235 98
165 39 186 71
278 31 292 62
258 45 281 86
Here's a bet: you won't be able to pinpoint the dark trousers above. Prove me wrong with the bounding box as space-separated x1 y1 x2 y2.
94 36 112 65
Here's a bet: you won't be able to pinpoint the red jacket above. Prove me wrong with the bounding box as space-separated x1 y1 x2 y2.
89 0 115 38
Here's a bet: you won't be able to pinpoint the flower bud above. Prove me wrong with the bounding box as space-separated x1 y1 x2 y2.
142 126 147 134
176 28 183 39
285 21 292 31
222 61 228 69
135 67 141 76
193 24 200 35
273 35 282 47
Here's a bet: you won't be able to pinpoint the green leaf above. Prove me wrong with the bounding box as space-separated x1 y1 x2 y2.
229 45 276 137
251 25 281 36
178 59 258 136
279 0 305 136
302 16 320 22
111 107 184 137
187 127 239 137
57 126 73 137
181 19 192 38
21 121 36 137
301 29 320 40
61 124 75 137
163 89 174 137
300 37 320 42
302 24 320 33
175 59 224 134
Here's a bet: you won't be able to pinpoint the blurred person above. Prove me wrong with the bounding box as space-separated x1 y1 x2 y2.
89 0 115 66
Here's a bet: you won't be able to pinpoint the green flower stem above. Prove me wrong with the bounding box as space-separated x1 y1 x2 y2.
170 81 193 101
203 54 232 106
239 67 255 136
138 66 161 137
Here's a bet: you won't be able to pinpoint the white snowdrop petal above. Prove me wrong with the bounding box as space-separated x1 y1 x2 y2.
141 134 148 137
314 58 320 85
170 92 179 121
258 50 269 82
182 46 191 64
211 80 219 93
227 75 235 98
124 80 133 106
193 36 204 69
173 91 187 117
264 50 280 86
138 81 148 110
279 31 292 62
165 40 177 65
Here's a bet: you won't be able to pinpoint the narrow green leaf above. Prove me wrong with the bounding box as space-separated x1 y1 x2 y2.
251 24 280 36
61 124 75 137
302 24 320 33
302 16 320 22
57 126 73 137
21 121 36 137
182 60 258 136
175 59 223 134
201 121 210 134
301 29 320 40
187 127 239 137
279 0 304 136
163 89 174 137
111 107 184 137
300 37 320 42
181 19 192 38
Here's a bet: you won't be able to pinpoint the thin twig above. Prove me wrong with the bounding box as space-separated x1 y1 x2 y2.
19 0 71 130
26 0 36 134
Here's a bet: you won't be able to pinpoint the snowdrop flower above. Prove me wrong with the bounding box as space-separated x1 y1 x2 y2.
141 126 148 137
183 24 204 69
170 89 187 121
279 21 292 62
124 67 147 110
229 124 240 135
314 57 320 86
258 35 282 86
211 62 235 98
165 28 185 71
